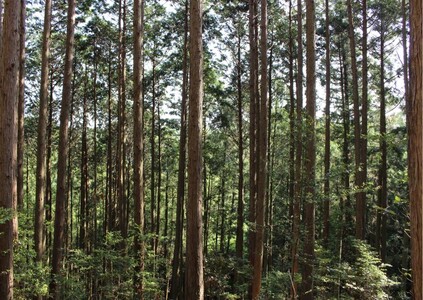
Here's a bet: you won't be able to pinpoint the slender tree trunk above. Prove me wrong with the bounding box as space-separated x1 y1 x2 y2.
235 27 244 259
151 57 157 250
377 13 387 262
0 0 21 298
322 0 330 244
156 93 162 256
34 0 51 265
17 0 26 211
251 0 267 296
288 0 295 223
106 45 114 232
185 0 204 295
291 0 303 297
50 0 76 296
133 0 145 296
248 0 259 284
170 2 188 298
408 0 422 298
359 0 368 241
347 0 364 240
301 0 316 298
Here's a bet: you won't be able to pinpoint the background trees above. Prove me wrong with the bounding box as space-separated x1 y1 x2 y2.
0 0 420 299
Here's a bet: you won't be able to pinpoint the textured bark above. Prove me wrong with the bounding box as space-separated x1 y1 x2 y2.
17 0 25 211
301 0 316 298
251 0 267 296
50 0 75 295
185 0 204 295
0 0 20 298
248 0 258 280
235 28 244 259
151 58 156 251
169 2 188 298
347 0 364 240
291 0 303 297
133 0 145 296
408 0 422 298
288 0 295 221
34 0 51 264
322 0 330 244
376 12 387 262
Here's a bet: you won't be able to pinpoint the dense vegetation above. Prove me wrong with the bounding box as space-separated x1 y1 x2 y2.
0 0 421 299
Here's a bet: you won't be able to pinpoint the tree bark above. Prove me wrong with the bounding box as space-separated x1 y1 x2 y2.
322 0 330 245
50 0 76 296
408 0 422 298
301 0 316 298
0 0 21 298
170 2 188 298
34 0 51 265
133 0 145 296
185 0 204 295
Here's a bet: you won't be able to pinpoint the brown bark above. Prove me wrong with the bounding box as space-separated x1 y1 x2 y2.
408 0 422 298
235 27 244 259
291 0 303 297
34 0 51 264
185 0 204 295
0 0 21 298
169 2 188 298
133 0 145 296
288 0 295 221
322 0 330 245
347 0 364 240
50 0 76 295
301 1 316 299
17 0 25 212
376 11 387 262
251 0 267 296
151 57 157 251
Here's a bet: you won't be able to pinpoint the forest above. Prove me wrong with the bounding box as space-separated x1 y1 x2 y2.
0 0 421 299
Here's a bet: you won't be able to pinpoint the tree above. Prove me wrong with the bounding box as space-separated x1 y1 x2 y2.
301 0 316 298
408 0 422 298
133 0 145 296
0 0 21 298
185 0 204 297
50 0 76 295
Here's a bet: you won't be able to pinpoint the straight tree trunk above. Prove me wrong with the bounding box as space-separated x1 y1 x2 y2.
169 2 188 298
0 0 21 298
185 0 204 295
347 0 364 240
322 0 330 244
133 0 145 296
17 0 26 211
151 57 156 250
291 0 303 297
251 0 267 296
34 0 51 265
288 0 295 221
156 93 162 256
408 0 422 298
301 0 316 298
235 27 244 259
50 0 76 296
376 12 387 262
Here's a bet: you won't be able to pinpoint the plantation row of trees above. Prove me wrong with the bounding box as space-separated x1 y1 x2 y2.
0 0 421 299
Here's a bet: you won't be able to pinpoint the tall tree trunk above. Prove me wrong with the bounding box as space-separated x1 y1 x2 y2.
169 1 188 298
106 45 114 233
235 27 244 259
359 0 368 241
248 0 259 283
185 0 204 295
156 92 162 256
79 74 89 251
0 0 21 298
133 0 145 296
347 0 364 240
291 0 303 297
288 0 295 224
50 0 76 295
34 0 51 265
408 0 422 298
151 57 156 250
301 0 316 298
322 0 330 244
251 0 267 296
17 0 26 211
377 12 387 262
